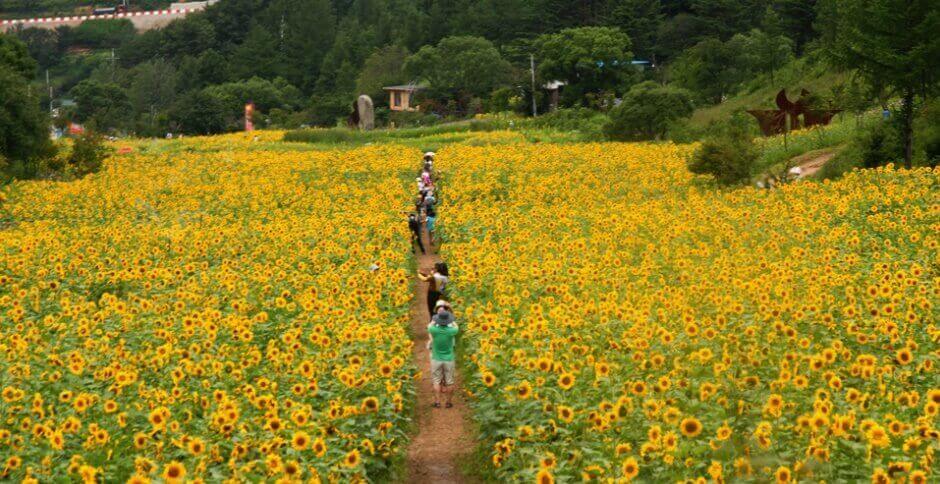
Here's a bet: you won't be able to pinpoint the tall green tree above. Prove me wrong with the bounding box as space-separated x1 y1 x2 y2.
0 33 37 79
824 0 940 168
534 26 633 105
1 68 52 171
0 34 51 177
405 36 512 102
669 36 745 104
356 45 410 103
611 0 663 59
128 59 178 129
265 0 336 92
71 79 132 131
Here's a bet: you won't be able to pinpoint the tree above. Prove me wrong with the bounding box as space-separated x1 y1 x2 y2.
405 36 511 103
71 79 133 131
265 0 336 92
177 50 232 92
669 37 745 104
611 0 663 59
168 90 228 135
13 27 63 71
356 45 410 103
0 67 52 170
128 59 178 131
604 81 695 140
534 27 633 106
230 24 283 81
773 0 818 52
824 0 940 168
730 28 794 83
0 33 37 79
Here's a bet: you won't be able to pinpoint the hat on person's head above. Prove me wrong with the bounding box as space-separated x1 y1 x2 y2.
424 151 436 159
434 299 450 311
432 310 454 326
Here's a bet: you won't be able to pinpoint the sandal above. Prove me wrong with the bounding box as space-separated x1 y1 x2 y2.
432 402 441 408
445 402 453 408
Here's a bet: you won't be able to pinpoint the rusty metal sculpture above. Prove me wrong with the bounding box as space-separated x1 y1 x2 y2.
747 89 841 136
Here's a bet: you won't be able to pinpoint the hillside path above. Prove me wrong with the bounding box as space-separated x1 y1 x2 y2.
405 232 475 483
792 148 838 178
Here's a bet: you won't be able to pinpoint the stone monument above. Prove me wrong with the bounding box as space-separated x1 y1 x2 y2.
357 95 374 131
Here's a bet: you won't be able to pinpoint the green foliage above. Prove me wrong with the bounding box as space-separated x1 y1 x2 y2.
11 28 63 71
177 50 231 92
168 90 228 135
70 78 132 132
670 37 746 105
204 77 303 126
688 115 760 185
405 36 511 103
66 19 136 49
0 33 37 79
604 81 694 140
611 0 662 59
821 0 940 168
67 131 109 177
534 26 633 106
913 99 940 168
819 120 902 179
355 45 410 104
0 39 53 178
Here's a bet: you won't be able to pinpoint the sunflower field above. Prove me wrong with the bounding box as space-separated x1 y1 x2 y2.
0 136 419 482
437 143 939 483
1 132 938 483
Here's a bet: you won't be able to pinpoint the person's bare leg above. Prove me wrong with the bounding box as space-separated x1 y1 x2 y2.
444 384 454 406
432 383 441 406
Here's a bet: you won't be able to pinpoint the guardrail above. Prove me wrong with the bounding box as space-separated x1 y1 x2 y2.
1 9 196 27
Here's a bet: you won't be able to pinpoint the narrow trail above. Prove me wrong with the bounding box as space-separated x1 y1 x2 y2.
405 225 475 483
792 148 838 178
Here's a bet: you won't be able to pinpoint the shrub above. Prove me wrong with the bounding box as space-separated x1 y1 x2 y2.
604 81 694 141
688 119 759 185
914 99 940 167
67 133 109 178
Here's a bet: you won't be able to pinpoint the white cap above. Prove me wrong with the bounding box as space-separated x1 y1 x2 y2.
424 152 436 159
434 299 449 310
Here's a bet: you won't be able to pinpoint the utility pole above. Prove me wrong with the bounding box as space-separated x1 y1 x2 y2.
111 49 118 82
47 70 53 115
530 53 537 117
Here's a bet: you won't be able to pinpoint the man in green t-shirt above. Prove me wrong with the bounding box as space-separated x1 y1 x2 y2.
428 308 458 408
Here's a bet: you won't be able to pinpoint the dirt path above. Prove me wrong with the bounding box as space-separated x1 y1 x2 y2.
405 232 475 483
791 148 837 179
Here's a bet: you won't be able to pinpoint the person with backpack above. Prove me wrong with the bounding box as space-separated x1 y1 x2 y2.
418 262 448 317
428 303 458 408
408 213 425 254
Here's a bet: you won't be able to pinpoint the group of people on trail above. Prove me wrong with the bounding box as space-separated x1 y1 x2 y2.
409 154 439 254
408 152 459 409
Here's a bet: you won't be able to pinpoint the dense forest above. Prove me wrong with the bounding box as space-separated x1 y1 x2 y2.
0 0 937 174
0 0 830 134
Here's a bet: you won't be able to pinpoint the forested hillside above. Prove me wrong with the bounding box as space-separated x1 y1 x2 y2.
2 0 825 134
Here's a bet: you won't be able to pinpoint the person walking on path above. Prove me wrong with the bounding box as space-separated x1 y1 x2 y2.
428 306 458 408
417 262 448 317
408 212 425 254
424 195 438 247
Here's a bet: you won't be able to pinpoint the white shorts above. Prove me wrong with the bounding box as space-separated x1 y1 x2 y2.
430 360 455 386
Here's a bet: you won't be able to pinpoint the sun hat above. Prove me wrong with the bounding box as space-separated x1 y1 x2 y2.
434 299 450 310
424 151 436 159
432 311 454 326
